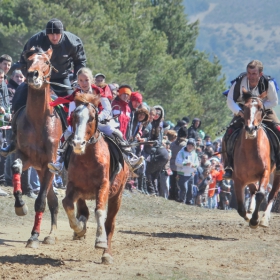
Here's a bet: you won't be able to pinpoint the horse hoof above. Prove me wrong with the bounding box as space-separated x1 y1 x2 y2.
43 236 57 245
73 232 86 240
101 253 113 265
259 217 269 228
15 204 28 216
249 220 259 229
95 241 108 250
244 214 252 222
26 239 40 249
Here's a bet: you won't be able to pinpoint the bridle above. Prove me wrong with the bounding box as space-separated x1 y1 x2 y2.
243 96 267 133
73 102 101 145
29 52 72 89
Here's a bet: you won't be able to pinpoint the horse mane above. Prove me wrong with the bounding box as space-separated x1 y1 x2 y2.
74 92 100 107
23 46 45 60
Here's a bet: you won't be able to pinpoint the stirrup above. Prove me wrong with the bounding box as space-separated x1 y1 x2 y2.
223 166 233 179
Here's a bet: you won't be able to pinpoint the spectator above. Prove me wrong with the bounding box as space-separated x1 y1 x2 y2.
94 73 113 101
188 118 201 139
0 54 12 82
169 126 188 201
175 138 199 204
112 84 132 140
7 70 25 104
219 179 232 210
208 157 224 209
143 105 169 195
126 91 143 141
159 140 172 199
173 119 187 132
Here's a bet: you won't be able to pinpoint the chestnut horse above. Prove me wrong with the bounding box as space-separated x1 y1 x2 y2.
62 92 129 264
230 91 280 228
12 47 62 247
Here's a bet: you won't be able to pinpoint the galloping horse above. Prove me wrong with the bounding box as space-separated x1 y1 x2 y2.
12 47 62 247
230 90 280 228
62 92 129 264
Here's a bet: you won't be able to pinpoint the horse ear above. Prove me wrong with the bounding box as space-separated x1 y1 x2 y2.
259 91 267 99
27 53 37 61
45 48 53 59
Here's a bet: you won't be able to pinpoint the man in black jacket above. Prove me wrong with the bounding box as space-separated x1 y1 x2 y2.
1 18 87 156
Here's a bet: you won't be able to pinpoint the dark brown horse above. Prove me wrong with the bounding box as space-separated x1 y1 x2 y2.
12 47 62 247
62 92 129 264
230 90 280 228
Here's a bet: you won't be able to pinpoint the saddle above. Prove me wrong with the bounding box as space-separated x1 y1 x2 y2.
63 134 125 184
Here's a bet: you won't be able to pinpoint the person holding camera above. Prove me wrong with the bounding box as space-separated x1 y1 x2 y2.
208 157 224 209
175 138 199 204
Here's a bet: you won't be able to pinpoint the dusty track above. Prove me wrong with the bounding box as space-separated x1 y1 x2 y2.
0 186 280 280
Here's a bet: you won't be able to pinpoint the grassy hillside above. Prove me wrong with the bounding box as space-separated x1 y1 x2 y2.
183 0 280 85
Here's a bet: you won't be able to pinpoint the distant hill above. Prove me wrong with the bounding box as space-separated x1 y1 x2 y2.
183 0 280 116
183 0 280 83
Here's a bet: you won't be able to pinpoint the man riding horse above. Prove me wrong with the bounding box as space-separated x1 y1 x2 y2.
223 60 280 179
1 18 86 156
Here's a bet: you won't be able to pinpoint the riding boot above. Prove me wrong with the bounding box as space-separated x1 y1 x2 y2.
48 130 72 174
223 156 233 179
222 134 233 179
112 131 144 171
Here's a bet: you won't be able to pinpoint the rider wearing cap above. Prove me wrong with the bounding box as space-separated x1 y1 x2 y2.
1 18 87 157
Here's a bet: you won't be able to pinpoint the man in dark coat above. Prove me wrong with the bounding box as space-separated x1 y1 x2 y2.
1 18 87 156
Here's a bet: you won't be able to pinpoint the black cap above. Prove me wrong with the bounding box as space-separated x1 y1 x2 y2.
46 18 64 34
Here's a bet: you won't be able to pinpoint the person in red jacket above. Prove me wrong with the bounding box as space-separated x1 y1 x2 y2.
48 68 143 173
111 85 132 140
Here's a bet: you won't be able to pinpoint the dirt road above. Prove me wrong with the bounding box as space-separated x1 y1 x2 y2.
0 186 280 280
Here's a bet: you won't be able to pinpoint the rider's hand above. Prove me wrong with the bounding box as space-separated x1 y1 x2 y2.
0 107 5 114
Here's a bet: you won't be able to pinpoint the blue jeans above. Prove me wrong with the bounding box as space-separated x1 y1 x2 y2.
178 175 194 204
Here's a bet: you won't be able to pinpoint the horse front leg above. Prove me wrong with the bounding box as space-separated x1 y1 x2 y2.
247 183 258 214
95 178 110 251
26 167 54 248
12 158 29 216
260 173 280 227
250 171 270 229
234 179 250 222
102 184 125 265
62 183 87 239
43 185 58 244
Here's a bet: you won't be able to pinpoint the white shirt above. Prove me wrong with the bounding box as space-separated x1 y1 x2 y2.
227 76 278 115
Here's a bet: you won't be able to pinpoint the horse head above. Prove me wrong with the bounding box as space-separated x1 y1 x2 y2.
242 88 266 139
71 92 100 154
25 47 54 89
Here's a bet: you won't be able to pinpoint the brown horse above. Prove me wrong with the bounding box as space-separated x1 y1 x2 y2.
62 92 129 264
12 47 62 247
230 90 280 228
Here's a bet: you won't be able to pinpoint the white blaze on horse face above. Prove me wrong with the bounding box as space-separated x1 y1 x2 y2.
72 105 90 154
249 100 258 129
